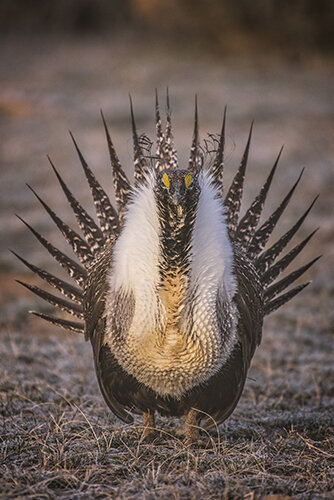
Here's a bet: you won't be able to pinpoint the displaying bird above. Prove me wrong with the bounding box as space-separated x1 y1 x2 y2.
14 93 319 443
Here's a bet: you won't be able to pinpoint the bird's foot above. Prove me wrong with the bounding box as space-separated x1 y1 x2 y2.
183 408 201 446
141 428 159 443
141 410 158 443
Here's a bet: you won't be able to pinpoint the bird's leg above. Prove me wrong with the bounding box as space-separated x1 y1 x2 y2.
141 409 156 441
184 408 201 445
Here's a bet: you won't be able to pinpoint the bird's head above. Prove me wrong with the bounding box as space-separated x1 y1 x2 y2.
156 169 200 215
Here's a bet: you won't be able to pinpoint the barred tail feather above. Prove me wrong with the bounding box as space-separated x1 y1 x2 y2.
129 96 149 183
16 215 87 286
188 96 200 174
26 184 94 266
16 279 84 319
264 256 320 302
48 157 105 254
225 122 253 234
264 282 311 315
261 228 319 286
155 89 165 172
165 88 178 169
11 250 82 303
210 106 226 192
69 131 119 240
256 196 318 275
30 311 85 333
248 169 304 258
235 147 282 249
100 111 131 214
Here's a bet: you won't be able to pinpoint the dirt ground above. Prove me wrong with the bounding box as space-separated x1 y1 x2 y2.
0 36 333 499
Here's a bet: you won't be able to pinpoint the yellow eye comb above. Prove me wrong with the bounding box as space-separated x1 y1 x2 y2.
162 173 170 189
184 173 192 189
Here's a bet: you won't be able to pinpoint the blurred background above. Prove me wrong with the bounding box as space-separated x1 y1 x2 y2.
0 0 333 325
1 0 334 56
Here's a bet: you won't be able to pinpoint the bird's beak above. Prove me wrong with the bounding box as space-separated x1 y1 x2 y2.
172 183 182 205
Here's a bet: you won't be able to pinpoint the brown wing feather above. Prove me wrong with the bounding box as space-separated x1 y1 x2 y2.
234 248 264 359
90 317 134 423
84 246 136 423
202 248 263 429
84 246 113 339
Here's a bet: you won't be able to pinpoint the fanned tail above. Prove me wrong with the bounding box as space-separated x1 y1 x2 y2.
15 213 87 331
264 256 320 303
264 282 311 315
16 120 131 332
261 229 319 286
15 102 318 332
255 196 319 274
224 124 318 314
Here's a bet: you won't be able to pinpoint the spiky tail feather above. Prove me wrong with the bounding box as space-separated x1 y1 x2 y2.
130 96 150 183
48 156 106 254
15 125 123 331
101 110 131 216
15 98 318 332
69 131 120 240
225 122 253 235
210 112 319 315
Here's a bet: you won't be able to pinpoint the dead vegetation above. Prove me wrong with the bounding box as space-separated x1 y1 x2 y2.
1 279 333 499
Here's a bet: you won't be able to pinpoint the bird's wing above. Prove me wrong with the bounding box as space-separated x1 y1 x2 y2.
202 248 263 430
233 247 264 368
84 246 135 424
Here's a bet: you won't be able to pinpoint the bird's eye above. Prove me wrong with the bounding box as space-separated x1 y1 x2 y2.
184 174 192 188
162 173 170 189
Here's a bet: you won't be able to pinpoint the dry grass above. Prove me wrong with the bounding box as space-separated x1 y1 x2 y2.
1 278 333 499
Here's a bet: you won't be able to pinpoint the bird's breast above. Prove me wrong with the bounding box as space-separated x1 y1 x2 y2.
105 280 237 398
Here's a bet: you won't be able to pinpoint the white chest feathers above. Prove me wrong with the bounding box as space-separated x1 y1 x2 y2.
105 171 238 398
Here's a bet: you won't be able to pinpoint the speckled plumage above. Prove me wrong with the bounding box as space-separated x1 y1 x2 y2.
15 94 318 441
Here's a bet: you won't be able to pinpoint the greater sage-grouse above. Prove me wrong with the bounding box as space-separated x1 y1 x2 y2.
15 94 318 443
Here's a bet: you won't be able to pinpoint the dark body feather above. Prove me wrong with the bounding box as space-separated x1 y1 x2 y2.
16 95 318 437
